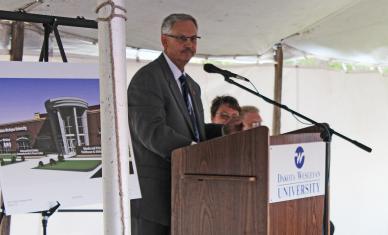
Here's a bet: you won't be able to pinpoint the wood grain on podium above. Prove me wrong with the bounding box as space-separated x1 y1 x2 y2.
172 127 325 235
269 132 324 235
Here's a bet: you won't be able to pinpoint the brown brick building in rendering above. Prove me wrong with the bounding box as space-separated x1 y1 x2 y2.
0 97 101 156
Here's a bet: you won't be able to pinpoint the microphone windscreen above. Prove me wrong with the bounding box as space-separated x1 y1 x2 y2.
203 63 218 73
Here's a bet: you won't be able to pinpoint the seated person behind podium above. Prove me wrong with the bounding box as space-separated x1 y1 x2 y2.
205 95 242 138
127 13 240 235
240 105 263 130
210 95 241 124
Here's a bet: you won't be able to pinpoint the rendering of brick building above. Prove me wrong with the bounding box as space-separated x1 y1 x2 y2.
0 97 100 156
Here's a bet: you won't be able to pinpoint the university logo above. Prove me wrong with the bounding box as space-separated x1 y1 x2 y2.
294 146 305 169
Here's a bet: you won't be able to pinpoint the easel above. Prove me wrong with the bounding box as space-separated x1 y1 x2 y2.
0 10 97 63
0 203 5 225
40 202 61 235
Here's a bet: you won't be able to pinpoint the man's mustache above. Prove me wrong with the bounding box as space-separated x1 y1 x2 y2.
182 48 194 54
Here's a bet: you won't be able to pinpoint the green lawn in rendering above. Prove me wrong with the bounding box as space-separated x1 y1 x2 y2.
0 161 16 166
0 154 22 166
35 160 101 172
0 154 16 159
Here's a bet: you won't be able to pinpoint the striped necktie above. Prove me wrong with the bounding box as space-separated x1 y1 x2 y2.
179 74 200 142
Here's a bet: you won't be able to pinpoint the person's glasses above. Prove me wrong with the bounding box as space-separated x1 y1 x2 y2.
215 112 239 120
164 34 201 43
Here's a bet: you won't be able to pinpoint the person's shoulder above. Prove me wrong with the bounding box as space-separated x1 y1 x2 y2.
130 56 165 84
136 56 163 75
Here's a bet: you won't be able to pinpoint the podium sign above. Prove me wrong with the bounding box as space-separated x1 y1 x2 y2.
269 142 326 203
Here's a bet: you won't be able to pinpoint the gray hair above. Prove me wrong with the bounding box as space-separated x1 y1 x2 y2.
161 13 198 34
241 105 260 116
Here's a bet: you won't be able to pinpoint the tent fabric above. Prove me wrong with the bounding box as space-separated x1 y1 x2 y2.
1 0 388 64
285 0 388 65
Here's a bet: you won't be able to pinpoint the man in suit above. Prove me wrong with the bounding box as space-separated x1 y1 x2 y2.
128 13 212 235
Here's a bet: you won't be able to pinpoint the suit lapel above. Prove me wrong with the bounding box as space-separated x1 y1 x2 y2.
157 55 196 136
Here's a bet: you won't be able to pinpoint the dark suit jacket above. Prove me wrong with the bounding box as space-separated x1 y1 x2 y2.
127 54 210 226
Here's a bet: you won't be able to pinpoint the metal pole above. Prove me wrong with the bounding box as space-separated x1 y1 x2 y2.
53 22 68 62
96 0 130 234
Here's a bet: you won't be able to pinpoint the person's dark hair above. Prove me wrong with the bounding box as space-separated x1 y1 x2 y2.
161 13 198 34
210 95 241 118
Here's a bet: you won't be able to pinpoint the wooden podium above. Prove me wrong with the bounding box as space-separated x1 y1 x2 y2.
171 126 326 235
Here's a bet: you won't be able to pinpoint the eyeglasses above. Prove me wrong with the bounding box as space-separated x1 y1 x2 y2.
164 34 201 43
215 112 239 120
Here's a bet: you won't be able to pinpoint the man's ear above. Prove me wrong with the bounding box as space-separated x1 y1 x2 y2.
161 35 168 49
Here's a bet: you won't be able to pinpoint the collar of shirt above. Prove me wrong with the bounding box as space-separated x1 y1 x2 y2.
163 53 186 91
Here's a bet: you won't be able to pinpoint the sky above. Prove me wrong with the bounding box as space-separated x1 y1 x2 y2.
0 78 99 124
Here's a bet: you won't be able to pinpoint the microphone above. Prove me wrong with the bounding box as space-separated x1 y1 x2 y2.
203 63 250 82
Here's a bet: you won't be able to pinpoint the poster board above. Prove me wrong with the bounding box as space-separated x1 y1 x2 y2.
0 61 140 215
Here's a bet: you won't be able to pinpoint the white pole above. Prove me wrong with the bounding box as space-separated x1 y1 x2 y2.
96 0 130 234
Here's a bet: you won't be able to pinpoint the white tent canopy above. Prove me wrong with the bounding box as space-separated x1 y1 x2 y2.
1 0 388 64
1 1 388 235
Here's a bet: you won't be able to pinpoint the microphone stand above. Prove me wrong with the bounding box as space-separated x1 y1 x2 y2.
41 202 61 235
222 75 371 235
223 76 371 152
0 203 5 226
